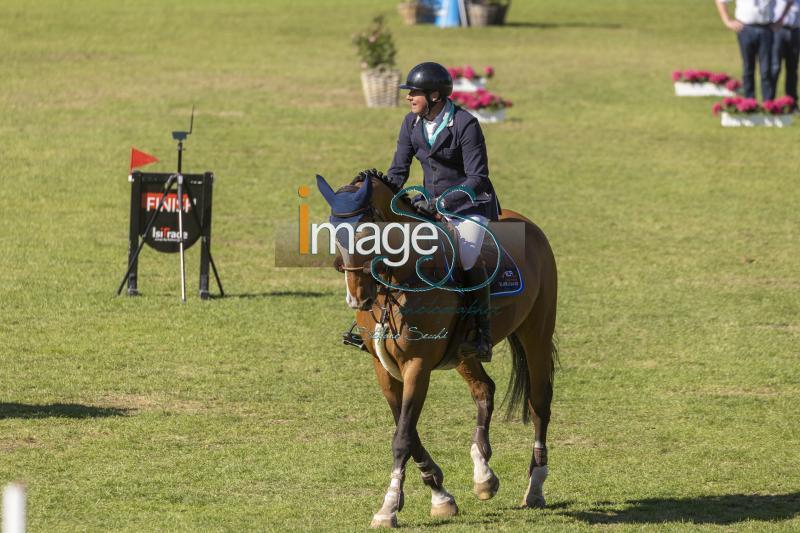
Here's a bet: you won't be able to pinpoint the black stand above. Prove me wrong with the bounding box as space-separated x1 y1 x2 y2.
117 137 224 300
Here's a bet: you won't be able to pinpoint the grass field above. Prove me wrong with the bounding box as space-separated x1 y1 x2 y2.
1 0 799 530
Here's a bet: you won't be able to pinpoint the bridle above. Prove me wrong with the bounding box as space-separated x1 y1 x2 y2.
331 196 389 274
332 181 409 330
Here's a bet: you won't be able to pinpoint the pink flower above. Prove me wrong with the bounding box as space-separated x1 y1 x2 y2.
735 98 759 113
463 66 476 80
447 67 457 80
726 79 741 91
672 70 682 82
709 73 729 85
712 102 723 115
484 66 495 78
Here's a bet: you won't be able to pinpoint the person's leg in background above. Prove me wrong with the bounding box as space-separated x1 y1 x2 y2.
738 25 759 99
757 25 776 100
786 27 800 102
772 27 790 98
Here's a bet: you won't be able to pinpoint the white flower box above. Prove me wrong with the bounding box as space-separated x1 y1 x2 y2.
467 108 505 123
674 81 737 97
453 77 487 93
720 112 793 127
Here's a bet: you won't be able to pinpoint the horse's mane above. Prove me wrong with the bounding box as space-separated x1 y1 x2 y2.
337 169 413 209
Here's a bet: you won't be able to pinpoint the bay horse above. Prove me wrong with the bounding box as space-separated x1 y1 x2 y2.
316 171 558 528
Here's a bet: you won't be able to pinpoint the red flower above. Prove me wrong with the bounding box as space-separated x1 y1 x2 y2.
484 66 495 78
463 66 476 80
712 102 723 115
672 70 682 82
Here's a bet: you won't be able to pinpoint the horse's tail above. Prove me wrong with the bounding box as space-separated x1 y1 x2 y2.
500 217 559 424
504 330 558 424
505 332 531 423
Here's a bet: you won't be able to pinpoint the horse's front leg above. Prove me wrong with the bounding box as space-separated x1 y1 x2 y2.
371 358 449 528
456 358 500 500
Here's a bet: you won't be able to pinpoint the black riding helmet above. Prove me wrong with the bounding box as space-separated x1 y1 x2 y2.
400 62 453 113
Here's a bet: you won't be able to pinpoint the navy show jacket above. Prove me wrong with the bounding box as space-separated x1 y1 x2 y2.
387 103 501 221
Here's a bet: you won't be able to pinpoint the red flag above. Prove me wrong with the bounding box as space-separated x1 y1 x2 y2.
130 147 159 172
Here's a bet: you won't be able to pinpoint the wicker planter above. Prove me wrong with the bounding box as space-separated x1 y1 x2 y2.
467 1 510 27
360 69 401 108
720 111 793 127
397 2 435 25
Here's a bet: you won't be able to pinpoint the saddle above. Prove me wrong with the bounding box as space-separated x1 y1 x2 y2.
429 220 524 298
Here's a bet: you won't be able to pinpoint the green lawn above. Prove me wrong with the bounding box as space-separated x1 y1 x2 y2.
1 0 799 530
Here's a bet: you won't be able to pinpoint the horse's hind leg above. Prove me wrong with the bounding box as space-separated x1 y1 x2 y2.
456 358 500 500
370 358 457 527
511 300 556 508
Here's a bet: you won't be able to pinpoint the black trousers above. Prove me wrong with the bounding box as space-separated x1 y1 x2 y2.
772 26 800 101
737 24 775 100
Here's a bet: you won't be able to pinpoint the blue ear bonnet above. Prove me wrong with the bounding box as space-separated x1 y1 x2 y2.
316 174 373 248
316 174 372 225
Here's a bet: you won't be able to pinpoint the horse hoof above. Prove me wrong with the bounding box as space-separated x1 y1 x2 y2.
370 513 398 528
430 499 458 518
473 473 500 501
521 495 546 509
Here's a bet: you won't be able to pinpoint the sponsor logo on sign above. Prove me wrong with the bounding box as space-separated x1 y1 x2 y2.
152 226 189 242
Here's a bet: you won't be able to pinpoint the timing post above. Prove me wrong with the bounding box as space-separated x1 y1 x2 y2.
126 170 143 295
117 106 224 299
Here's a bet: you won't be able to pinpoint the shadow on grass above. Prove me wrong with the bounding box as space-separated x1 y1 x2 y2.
417 501 575 528
0 403 130 419
505 21 622 30
560 493 800 525
220 291 329 299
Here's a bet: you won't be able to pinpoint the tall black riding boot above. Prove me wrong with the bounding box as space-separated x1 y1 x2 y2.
463 263 493 362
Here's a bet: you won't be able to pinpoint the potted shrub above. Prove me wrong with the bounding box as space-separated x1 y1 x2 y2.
712 96 794 127
448 65 494 92
673 69 741 97
352 16 401 108
451 88 512 123
467 0 511 27
397 1 435 25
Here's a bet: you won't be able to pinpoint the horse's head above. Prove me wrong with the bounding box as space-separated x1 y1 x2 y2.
317 172 403 310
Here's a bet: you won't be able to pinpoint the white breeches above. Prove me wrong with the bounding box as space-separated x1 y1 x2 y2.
445 214 488 271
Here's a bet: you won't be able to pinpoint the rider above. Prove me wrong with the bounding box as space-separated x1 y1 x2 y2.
385 61 501 362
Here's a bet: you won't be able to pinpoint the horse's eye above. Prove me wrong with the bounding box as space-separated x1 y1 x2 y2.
333 256 345 273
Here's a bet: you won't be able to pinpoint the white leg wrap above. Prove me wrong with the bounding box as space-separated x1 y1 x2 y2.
471 442 493 484
431 487 454 506
373 471 404 527
523 465 548 503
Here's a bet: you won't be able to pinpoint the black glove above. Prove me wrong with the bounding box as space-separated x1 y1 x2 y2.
355 168 398 189
384 173 406 191
411 194 437 218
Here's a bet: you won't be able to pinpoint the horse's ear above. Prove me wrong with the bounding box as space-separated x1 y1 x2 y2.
316 174 336 206
353 174 372 205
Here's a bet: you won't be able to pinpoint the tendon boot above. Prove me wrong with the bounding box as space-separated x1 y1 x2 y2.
462 263 493 362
